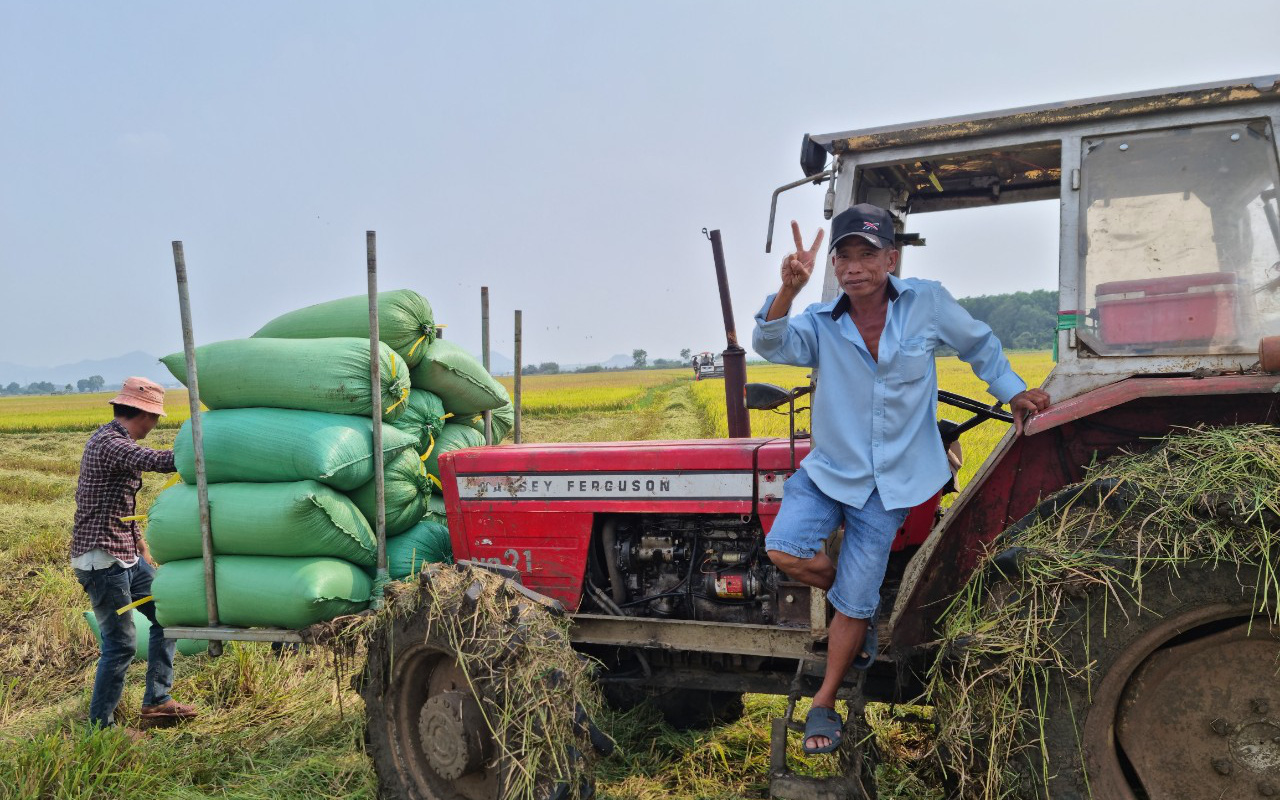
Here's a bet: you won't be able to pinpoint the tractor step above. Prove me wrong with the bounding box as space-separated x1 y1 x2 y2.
769 774 870 800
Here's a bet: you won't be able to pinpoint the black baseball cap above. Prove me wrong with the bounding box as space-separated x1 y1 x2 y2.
829 203 895 251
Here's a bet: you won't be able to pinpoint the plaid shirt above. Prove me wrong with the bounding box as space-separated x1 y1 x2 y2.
71 420 176 562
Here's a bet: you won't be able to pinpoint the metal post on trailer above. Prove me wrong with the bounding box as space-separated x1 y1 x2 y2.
481 286 492 445
368 231 389 610
172 241 222 658
513 309 522 444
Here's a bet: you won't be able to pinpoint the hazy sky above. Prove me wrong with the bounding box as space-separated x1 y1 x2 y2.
3 1 1278 368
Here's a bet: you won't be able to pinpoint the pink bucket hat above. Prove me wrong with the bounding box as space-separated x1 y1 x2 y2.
109 377 167 416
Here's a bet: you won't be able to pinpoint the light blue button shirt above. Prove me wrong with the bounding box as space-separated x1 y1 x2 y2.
752 274 1026 511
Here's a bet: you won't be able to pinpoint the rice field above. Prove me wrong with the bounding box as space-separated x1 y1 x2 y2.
496 369 689 415
0 391 193 433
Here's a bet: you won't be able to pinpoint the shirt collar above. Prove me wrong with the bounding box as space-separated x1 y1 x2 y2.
828 273 910 320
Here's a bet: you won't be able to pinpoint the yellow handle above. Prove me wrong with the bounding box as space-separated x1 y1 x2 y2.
384 386 410 416
116 595 153 616
407 334 427 359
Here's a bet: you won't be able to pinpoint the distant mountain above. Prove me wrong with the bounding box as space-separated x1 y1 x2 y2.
0 351 173 389
487 351 515 376
600 353 634 369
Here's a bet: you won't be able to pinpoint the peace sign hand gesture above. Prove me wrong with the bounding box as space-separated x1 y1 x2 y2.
780 221 825 295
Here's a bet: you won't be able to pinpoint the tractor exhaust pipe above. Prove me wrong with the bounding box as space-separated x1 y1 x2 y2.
706 228 750 438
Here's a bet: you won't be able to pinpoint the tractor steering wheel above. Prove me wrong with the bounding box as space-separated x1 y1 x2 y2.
937 390 1013 445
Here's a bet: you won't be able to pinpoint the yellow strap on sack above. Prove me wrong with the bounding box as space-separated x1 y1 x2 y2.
407 334 428 359
119 515 146 523
441 412 454 420
384 386 410 416
428 474 442 490
419 432 437 462
160 474 182 490
116 595 153 616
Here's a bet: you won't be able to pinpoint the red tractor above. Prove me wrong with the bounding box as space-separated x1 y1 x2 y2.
361 76 1280 800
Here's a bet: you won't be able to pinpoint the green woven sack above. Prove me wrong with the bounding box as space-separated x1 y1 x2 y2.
456 401 515 443
253 289 436 367
384 519 452 581
83 610 208 660
153 556 371 629
347 448 432 535
389 390 448 456
424 493 446 525
423 422 485 479
161 338 412 423
146 481 377 566
174 409 416 490
408 339 510 415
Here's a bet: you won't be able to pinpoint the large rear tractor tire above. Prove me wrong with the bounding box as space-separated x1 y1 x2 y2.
1025 560 1279 800
935 475 1280 800
360 565 611 800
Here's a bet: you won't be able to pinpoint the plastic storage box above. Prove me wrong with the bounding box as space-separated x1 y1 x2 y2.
1095 273 1237 346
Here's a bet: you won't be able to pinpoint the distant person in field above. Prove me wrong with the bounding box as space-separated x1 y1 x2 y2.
70 376 197 732
753 204 1050 754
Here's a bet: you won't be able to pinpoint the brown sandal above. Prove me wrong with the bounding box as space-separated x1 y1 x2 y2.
140 699 198 719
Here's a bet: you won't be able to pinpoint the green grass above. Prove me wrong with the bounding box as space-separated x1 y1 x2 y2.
0 384 943 800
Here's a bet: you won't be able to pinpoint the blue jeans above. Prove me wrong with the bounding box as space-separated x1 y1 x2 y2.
764 470 910 619
74 559 174 727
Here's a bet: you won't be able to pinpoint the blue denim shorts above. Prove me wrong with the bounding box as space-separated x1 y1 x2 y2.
763 469 910 619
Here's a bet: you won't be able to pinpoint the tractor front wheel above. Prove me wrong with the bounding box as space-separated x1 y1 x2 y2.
360 565 607 800
361 599 503 800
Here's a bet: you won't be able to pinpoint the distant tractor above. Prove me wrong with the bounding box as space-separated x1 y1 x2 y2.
363 76 1280 799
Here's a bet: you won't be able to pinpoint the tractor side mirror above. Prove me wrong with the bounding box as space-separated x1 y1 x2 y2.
745 382 790 410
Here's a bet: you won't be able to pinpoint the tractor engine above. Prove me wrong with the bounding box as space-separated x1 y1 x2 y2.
594 515 783 625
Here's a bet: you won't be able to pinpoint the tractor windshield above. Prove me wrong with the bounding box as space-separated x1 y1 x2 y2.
1078 119 1280 355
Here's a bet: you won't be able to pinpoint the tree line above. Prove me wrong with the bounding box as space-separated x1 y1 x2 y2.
1 375 107 396
955 289 1057 351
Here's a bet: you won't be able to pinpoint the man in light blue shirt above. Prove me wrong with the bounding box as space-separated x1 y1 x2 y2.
753 204 1049 753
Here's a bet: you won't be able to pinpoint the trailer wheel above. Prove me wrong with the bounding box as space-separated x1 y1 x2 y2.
998 560 1279 800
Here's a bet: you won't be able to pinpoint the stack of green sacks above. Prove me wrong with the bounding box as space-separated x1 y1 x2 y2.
150 290 465 630
409 339 513 474
148 410 415 628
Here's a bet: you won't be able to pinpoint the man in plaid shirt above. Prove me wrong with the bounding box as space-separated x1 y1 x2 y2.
72 377 197 731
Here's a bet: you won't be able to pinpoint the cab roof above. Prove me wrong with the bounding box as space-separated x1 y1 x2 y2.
809 75 1280 155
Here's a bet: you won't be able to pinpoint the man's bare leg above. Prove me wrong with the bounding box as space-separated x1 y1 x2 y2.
805 612 867 750
770 550 835 591
766 549 869 751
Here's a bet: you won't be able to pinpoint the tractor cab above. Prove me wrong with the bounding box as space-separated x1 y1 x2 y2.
779 75 1280 403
